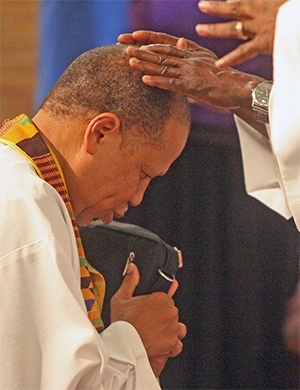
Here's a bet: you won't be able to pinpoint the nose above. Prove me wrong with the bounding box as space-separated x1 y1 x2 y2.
128 179 150 207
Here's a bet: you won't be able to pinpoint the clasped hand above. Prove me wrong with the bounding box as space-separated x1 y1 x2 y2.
110 262 187 377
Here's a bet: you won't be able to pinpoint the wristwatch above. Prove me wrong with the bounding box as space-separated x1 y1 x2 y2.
251 81 273 124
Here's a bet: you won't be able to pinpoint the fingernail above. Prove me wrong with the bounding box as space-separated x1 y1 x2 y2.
195 24 206 32
125 262 134 275
129 57 139 65
215 59 225 67
198 1 210 9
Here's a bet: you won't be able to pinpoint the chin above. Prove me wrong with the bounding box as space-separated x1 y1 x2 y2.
76 219 90 227
75 213 92 227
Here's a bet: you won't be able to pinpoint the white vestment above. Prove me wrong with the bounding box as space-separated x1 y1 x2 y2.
0 144 160 389
235 0 300 232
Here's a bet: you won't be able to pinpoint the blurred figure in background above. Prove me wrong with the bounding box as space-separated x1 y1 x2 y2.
34 0 130 109
121 1 299 389
195 0 300 358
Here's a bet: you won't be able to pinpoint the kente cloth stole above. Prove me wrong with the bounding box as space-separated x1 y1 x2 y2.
0 114 105 332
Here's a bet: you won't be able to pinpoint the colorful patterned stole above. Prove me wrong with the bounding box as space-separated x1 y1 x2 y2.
0 114 104 332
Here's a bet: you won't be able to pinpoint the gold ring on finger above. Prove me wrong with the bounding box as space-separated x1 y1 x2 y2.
235 21 248 40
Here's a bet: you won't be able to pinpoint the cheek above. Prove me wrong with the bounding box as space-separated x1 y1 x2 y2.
114 171 140 194
87 164 142 207
115 179 140 200
97 176 140 206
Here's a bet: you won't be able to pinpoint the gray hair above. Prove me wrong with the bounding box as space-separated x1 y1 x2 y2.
41 44 190 148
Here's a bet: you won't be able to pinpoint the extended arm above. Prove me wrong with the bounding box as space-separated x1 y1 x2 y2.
118 31 267 135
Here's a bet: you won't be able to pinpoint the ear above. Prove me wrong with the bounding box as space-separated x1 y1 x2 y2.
84 113 121 154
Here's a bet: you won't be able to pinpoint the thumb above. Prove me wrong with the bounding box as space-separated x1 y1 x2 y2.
116 263 140 300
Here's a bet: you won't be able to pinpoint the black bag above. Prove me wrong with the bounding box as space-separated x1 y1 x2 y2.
79 220 183 326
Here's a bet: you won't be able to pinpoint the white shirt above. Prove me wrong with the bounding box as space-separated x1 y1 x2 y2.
235 0 300 232
0 144 160 389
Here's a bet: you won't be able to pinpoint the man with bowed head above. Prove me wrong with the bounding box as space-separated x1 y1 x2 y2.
0 44 189 389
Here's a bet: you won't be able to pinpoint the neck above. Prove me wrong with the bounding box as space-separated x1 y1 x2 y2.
32 109 89 219
32 109 85 170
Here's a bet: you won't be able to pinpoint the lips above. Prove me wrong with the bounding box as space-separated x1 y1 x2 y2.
100 206 128 224
101 210 114 225
113 206 128 220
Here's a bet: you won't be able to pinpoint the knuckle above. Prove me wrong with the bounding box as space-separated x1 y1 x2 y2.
207 25 218 34
158 54 167 64
160 65 168 75
151 291 166 299
170 339 183 356
110 294 118 307
238 44 248 54
149 291 169 304
229 2 240 12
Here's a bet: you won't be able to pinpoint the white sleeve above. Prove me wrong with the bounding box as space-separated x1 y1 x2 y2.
101 322 160 390
0 149 160 390
0 234 159 390
235 115 293 220
234 0 300 231
270 0 300 231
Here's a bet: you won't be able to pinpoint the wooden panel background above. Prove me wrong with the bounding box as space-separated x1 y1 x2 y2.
0 1 39 121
